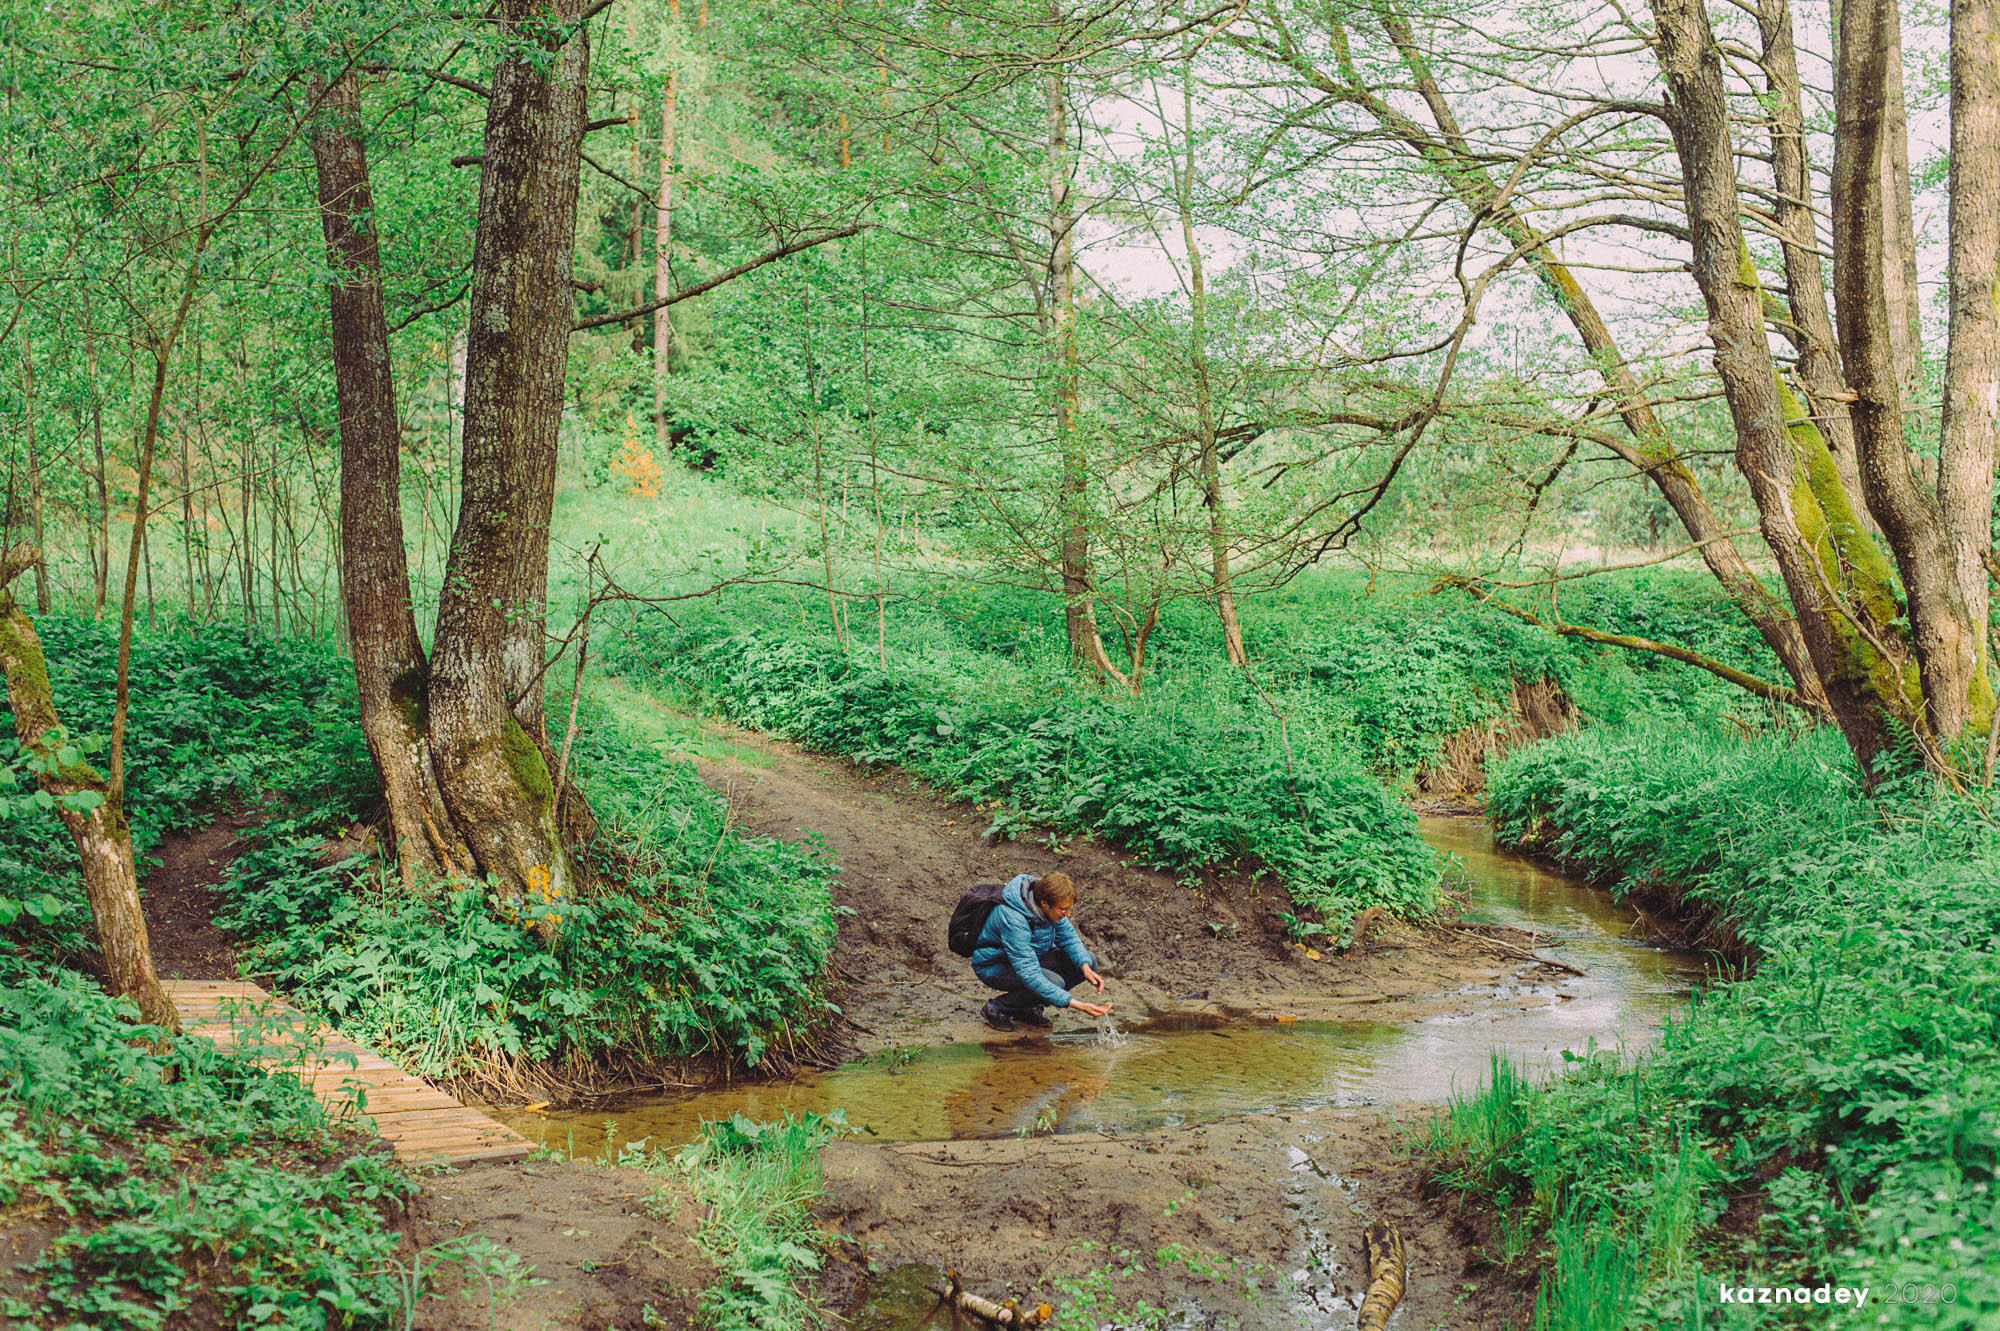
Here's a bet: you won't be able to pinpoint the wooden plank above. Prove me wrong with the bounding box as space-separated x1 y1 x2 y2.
163 980 532 1168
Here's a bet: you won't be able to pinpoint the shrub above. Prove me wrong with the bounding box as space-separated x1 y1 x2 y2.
0 614 371 985
613 618 1438 925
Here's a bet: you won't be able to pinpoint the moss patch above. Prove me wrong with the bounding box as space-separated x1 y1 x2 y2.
389 665 427 732
500 715 556 805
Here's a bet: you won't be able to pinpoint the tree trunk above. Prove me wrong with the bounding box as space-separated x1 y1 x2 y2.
1833 0 1991 748
0 544 177 1031
1876 0 1924 392
18 340 48 613
309 70 460 887
1757 0 1873 525
653 31 679 457
1654 0 1911 777
426 0 590 926
82 294 110 617
1046 57 1116 680
1937 0 2000 735
1175 58 1246 668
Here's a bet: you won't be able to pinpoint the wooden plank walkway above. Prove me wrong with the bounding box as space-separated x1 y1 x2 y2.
163 980 533 1166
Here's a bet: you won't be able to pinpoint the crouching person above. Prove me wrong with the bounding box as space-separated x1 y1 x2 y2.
971 871 1111 1031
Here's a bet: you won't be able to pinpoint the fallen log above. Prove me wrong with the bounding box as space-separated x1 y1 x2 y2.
1357 1221 1406 1330
929 1272 1054 1328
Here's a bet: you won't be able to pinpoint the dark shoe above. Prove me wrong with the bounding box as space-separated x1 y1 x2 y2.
981 1000 1016 1031
1014 1007 1054 1028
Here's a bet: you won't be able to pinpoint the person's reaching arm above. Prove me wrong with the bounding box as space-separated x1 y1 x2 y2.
1053 917 1093 970
1053 918 1104 992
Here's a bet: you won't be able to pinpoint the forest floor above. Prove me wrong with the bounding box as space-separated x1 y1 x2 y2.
677 714 1552 1328
136 810 257 981
132 710 1556 1329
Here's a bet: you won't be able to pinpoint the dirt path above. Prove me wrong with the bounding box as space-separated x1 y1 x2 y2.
139 811 257 980
689 717 1560 1055
818 1104 1529 1329
669 715 1569 1327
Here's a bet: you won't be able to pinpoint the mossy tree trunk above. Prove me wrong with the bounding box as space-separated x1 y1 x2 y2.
0 545 177 1031
309 70 465 888
424 0 590 930
1652 0 1995 780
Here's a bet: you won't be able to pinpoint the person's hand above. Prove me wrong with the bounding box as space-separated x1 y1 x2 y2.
1071 999 1112 1018
1082 964 1104 993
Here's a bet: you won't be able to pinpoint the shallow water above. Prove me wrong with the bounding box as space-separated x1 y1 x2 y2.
492 818 1699 1156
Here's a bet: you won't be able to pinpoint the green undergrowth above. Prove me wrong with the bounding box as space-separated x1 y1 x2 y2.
609 607 1438 927
673 1112 842 1331
0 614 370 985
601 568 1779 927
1428 724 2000 1327
0 976 499 1330
215 691 839 1081
1238 569 1784 774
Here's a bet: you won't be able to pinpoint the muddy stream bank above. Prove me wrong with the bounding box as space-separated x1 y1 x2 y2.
483 724 1699 1330
497 817 1692 1154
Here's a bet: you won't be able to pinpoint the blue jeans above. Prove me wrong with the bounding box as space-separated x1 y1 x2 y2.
977 949 1086 1017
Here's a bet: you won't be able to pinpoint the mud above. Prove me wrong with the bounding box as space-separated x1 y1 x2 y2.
817 1106 1530 1330
408 1159 713 1330
138 811 256 981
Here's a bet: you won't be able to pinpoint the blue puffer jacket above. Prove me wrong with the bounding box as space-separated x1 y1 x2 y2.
970 874 1095 1008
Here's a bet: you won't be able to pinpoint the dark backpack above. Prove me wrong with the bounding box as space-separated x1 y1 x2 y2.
947 882 1009 958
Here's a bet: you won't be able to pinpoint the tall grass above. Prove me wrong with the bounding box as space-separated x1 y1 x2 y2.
676 1112 843 1331
1430 725 2000 1328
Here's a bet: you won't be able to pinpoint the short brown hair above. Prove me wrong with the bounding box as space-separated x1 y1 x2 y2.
1031 872 1078 909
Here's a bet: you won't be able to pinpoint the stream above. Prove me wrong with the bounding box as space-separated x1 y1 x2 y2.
490 817 1700 1156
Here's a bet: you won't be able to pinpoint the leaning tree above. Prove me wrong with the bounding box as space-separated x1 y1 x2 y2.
1226 0 1995 784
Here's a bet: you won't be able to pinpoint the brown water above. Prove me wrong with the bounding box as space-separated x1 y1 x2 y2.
491 818 1698 1158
